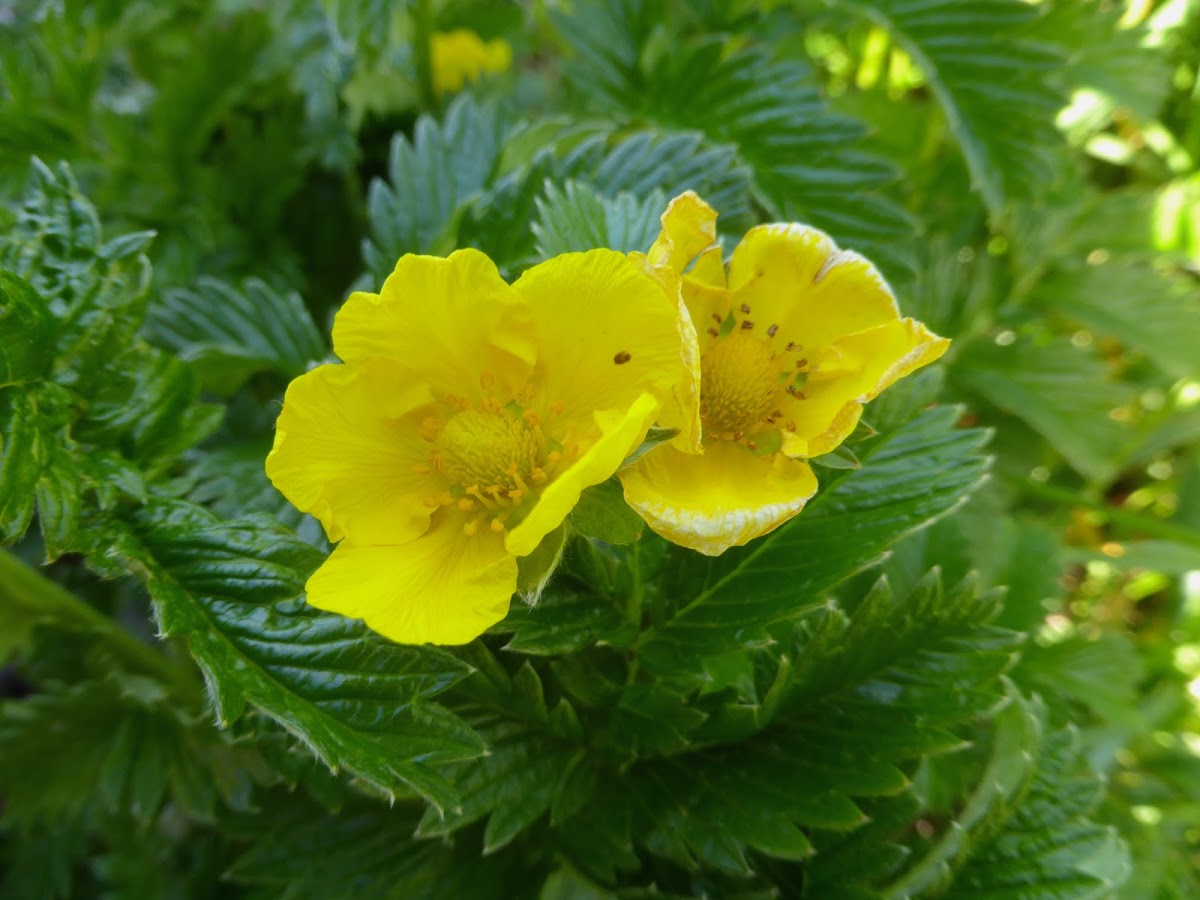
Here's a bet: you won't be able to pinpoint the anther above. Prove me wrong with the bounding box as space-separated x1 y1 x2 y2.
786 342 802 352
531 467 547 483
508 489 524 501
457 498 476 511
786 420 797 432
707 327 719 337
712 313 723 324
420 417 444 441
523 409 540 427
423 496 439 508
480 372 495 389
463 520 480 536
546 451 562 466
796 358 808 368
439 492 455 506
767 324 778 337
745 440 758 451
490 518 505 533
550 401 564 416
740 303 751 314
740 320 755 330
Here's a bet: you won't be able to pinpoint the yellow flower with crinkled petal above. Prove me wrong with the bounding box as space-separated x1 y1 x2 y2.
621 192 950 556
430 29 511 96
267 249 688 644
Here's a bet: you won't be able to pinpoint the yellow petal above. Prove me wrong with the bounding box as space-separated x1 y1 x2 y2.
512 250 683 424
727 226 900 350
620 442 819 556
779 318 949 457
506 392 659 557
646 191 719 275
266 360 440 545
305 518 516 645
333 249 536 401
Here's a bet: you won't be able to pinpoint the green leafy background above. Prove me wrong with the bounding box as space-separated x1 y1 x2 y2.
2 0 1200 896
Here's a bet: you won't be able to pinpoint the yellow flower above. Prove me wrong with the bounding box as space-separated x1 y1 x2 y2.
267 249 686 644
429 29 512 96
621 193 950 556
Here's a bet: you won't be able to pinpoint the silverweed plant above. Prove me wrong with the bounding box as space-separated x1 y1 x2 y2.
2 1 1200 897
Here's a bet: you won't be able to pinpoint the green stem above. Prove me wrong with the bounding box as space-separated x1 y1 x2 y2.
1013 478 1200 549
413 0 439 112
0 550 205 708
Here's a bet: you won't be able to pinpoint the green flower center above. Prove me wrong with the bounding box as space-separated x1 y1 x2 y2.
436 408 541 492
699 310 809 449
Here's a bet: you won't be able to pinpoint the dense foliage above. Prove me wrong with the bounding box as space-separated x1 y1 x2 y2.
2 0 1200 896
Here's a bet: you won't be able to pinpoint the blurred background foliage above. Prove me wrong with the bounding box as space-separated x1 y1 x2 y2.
2 0 1200 896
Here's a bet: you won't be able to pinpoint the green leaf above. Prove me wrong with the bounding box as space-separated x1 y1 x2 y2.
363 95 506 282
533 181 665 258
570 478 645 546
0 270 54 384
829 0 1066 217
1034 259 1200 380
552 6 915 277
952 727 1127 898
0 674 245 828
0 160 154 393
637 406 990 667
101 499 484 812
416 716 575 851
881 684 1046 897
956 335 1133 484
499 582 638 656
144 276 325 395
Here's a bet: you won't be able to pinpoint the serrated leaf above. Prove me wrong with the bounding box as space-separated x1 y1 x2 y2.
552 6 915 277
830 0 1066 217
500 582 637 655
145 276 325 395
637 406 990 666
533 181 665 258
0 270 54 383
102 499 483 811
363 95 506 282
957 335 1132 484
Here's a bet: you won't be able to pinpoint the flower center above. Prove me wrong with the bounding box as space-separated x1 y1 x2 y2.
419 376 579 535
699 307 810 448
436 408 541 492
701 331 782 437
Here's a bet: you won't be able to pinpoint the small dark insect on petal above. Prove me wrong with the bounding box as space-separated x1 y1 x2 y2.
613 351 632 365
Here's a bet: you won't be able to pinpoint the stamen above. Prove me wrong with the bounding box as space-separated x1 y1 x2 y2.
480 372 495 390
740 320 755 330
463 519 480 536
508 489 524 501
712 313 723 324
786 386 807 400
766 324 778 337
420 417 444 441
707 327 719 337
740 303 751 314
439 492 455 507
523 410 540 427
530 467 547 483
745 440 758 451
786 420 797 432
457 498 476 511
796 358 808 369
546 451 562 466
422 496 439 508
550 401 564 417
490 518 506 533
467 485 498 510
786 342 802 352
